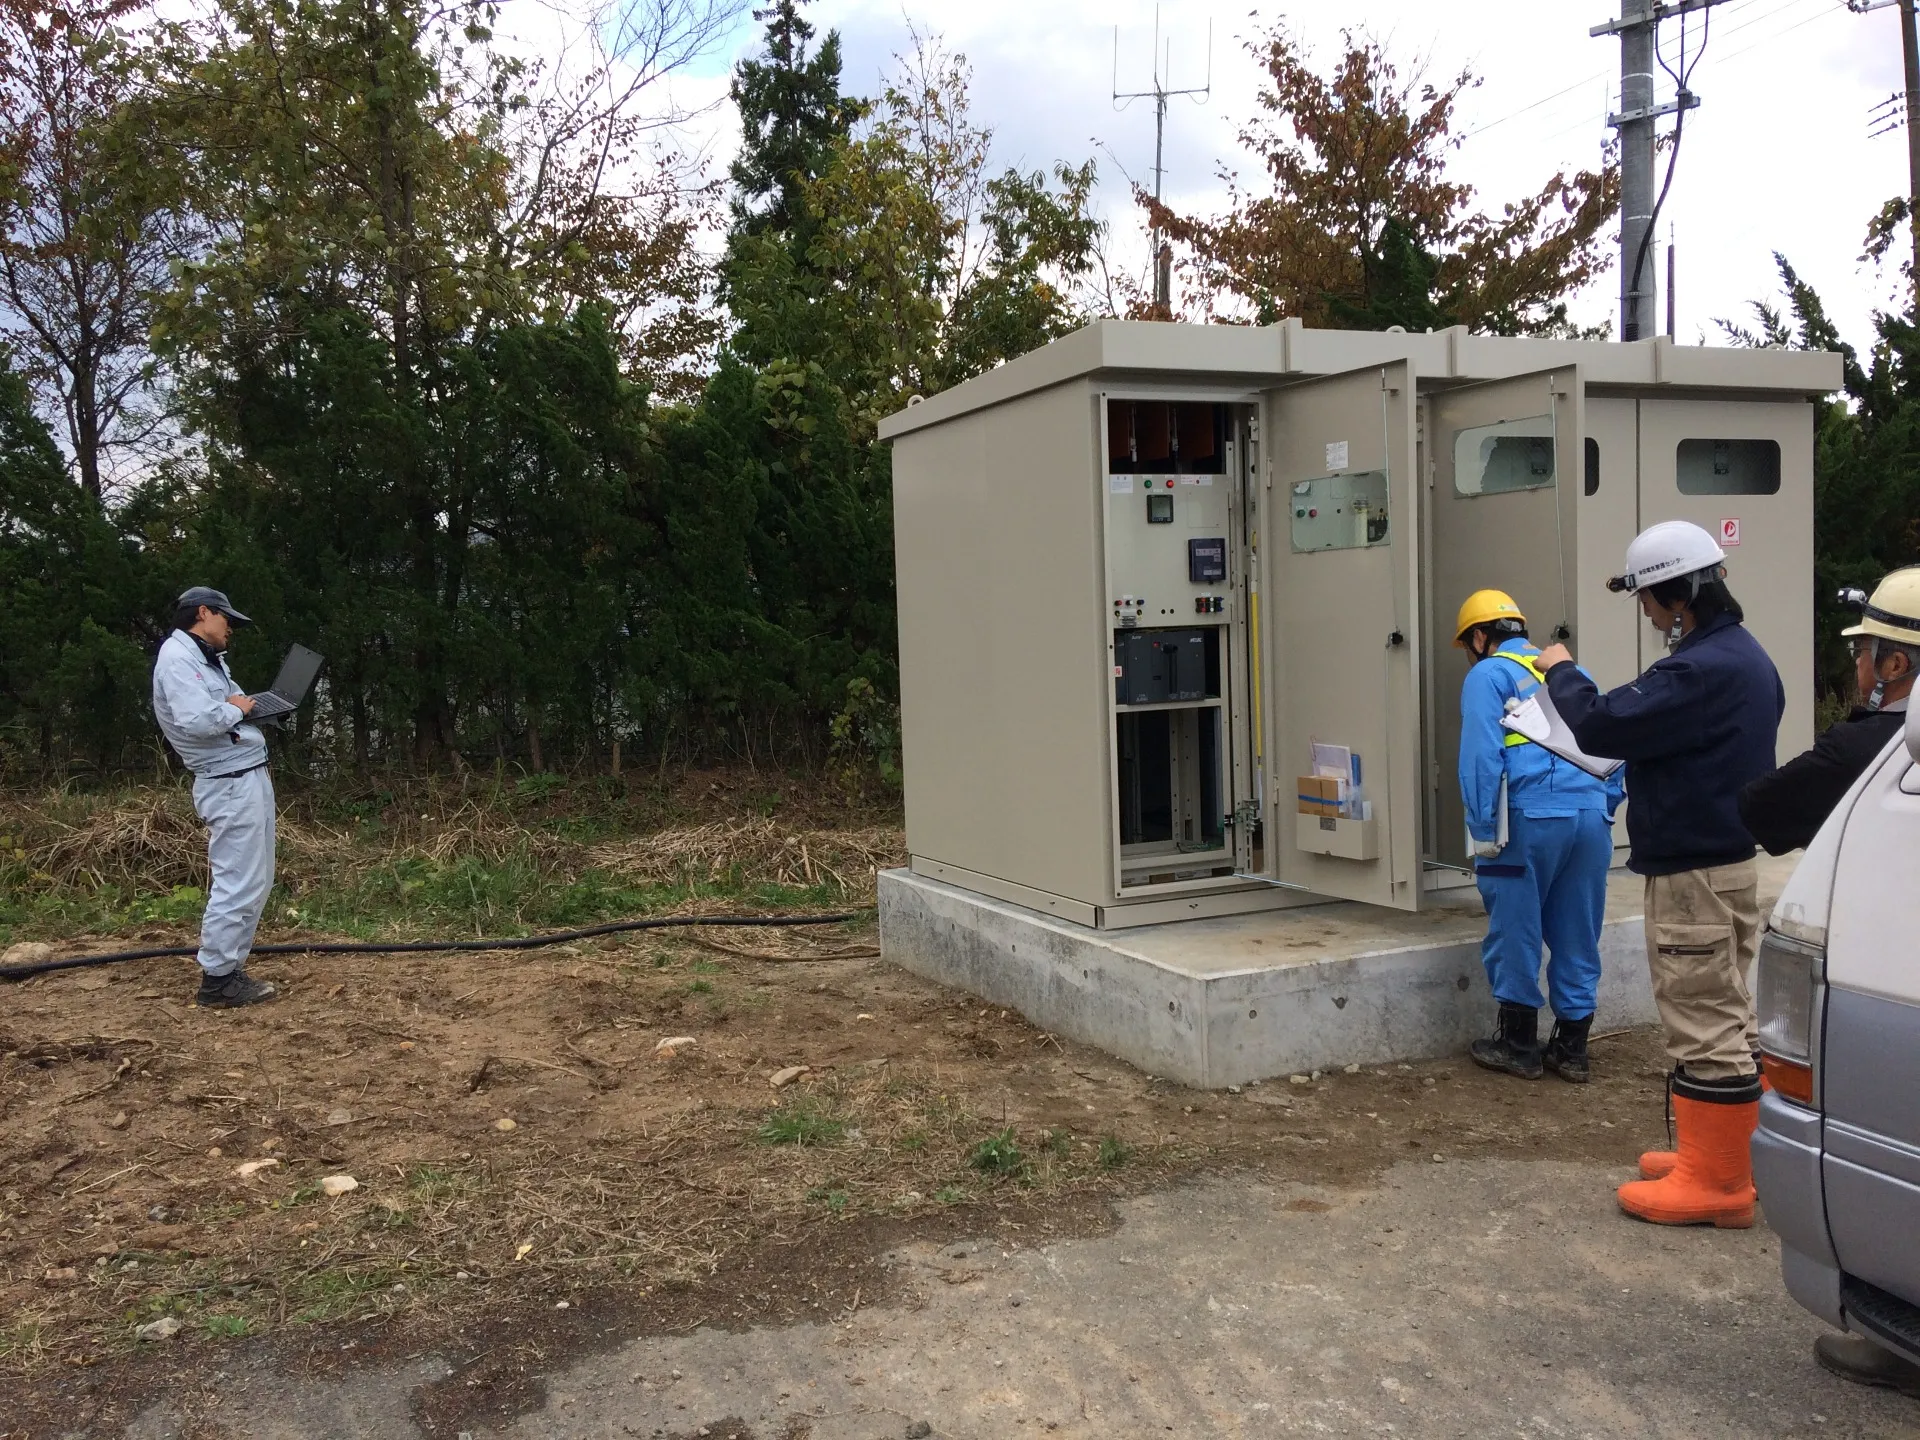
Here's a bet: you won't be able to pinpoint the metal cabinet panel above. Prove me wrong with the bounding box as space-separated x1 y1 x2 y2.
893 382 1113 906
1263 363 1422 910
1424 369 1580 871
1636 398 1816 760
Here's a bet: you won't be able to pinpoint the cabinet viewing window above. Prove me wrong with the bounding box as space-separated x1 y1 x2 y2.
1677 438 1780 495
1453 415 1556 496
1290 471 1390 552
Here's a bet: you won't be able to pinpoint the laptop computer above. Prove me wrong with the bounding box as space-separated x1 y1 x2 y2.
247 644 324 721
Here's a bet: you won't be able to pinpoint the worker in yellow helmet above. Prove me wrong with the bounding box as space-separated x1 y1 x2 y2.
1455 590 1624 1081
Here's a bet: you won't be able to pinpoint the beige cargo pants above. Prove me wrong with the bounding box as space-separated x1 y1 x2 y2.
1644 861 1763 1080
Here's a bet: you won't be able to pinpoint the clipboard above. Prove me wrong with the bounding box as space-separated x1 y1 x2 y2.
1500 689 1625 780
1466 775 1510 858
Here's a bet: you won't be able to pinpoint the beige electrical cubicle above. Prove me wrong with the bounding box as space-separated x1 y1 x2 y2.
881 321 1838 929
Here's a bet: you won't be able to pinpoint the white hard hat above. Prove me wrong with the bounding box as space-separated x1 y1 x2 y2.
1606 520 1727 595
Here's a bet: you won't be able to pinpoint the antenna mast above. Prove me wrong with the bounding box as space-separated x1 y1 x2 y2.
1113 8 1211 313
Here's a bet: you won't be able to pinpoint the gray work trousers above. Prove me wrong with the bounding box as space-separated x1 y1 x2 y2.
191 766 276 977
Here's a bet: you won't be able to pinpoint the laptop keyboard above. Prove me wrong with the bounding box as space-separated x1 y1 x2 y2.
249 693 293 719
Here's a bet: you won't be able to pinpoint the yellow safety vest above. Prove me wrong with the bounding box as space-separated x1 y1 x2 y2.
1494 651 1548 749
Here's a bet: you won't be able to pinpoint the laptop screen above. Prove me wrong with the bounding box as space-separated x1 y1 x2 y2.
270 644 325 703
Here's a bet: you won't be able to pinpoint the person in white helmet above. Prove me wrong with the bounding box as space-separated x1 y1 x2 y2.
1536 520 1783 1229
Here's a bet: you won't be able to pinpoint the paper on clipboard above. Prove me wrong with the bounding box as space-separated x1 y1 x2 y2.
1500 689 1624 780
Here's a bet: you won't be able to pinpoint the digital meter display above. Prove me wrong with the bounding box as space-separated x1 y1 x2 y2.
1146 493 1174 524
1188 537 1226 583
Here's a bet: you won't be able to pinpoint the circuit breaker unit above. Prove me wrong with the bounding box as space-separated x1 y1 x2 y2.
881 321 1839 928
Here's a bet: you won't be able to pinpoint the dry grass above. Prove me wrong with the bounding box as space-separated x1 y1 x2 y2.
0 779 907 939
586 817 903 901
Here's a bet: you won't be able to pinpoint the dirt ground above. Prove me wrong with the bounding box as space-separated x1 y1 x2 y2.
0 908 1691 1440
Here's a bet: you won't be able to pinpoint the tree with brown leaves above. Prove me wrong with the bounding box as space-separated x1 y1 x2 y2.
0 0 188 501
1143 25 1618 335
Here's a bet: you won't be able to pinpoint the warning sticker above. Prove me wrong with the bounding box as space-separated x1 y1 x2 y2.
1720 517 1741 547
1324 440 1350 471
1108 475 1135 494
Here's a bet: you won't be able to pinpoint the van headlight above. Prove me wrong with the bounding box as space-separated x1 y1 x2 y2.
1755 928 1825 1108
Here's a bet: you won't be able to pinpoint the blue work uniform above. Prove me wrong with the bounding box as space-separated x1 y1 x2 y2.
151 630 276 978
1461 639 1624 1020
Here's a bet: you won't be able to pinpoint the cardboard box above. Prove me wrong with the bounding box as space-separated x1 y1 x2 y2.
1296 775 1342 817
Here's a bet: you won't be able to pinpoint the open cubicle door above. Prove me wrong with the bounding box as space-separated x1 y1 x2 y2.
1425 368 1580 872
1263 362 1422 911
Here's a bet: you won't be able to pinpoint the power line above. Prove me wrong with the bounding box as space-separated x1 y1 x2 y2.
1464 0 1795 139
1462 70 1611 138
1462 0 1798 141
1708 1 1844 63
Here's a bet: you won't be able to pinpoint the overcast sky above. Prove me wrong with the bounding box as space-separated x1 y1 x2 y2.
639 0 1906 348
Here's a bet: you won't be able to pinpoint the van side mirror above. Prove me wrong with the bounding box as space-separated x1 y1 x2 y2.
1908 701 1920 768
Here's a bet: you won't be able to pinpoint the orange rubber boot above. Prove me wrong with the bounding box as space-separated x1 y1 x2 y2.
1638 1149 1678 1180
1617 1082 1760 1228
1638 1057 1765 1181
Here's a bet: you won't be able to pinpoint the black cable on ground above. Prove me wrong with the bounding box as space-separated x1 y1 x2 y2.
0 911 867 983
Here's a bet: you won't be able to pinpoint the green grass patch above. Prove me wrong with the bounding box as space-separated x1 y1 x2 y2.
968 1128 1031 1182
756 1100 846 1147
285 1265 405 1326
407 1165 473 1203
1097 1134 1132 1170
203 1314 251 1339
0 776 881 949
933 1185 968 1205
805 1183 851 1214
3 853 845 947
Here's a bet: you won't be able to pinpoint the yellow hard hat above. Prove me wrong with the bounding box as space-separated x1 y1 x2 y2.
1841 567 1920 646
1454 589 1526 647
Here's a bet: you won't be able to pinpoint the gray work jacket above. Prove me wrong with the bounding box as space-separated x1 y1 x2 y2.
151 630 269 777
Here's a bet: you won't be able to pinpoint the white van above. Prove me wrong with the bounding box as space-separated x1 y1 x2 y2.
1753 704 1920 1367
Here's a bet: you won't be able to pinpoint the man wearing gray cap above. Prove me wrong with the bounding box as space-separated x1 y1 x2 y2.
151 588 279 1007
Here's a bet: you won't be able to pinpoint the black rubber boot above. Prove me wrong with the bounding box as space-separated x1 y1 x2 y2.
1470 1002 1543 1079
1814 1333 1920 1398
1542 1016 1593 1084
196 968 278 1008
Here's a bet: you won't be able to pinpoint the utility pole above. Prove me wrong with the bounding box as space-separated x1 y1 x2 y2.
1905 0 1920 284
1592 0 1729 341
1113 9 1210 313
1849 0 1920 288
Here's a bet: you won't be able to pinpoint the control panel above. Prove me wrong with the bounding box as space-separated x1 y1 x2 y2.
1114 628 1218 705
1105 400 1234 629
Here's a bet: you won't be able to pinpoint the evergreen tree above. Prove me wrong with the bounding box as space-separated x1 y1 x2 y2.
1724 256 1920 703
0 347 153 771
722 0 861 369
1322 218 1452 334
727 0 858 241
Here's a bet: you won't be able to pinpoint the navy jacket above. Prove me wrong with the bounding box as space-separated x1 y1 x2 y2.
1545 613 1784 876
1739 704 1905 856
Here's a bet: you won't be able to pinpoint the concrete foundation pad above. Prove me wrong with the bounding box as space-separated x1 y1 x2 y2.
878 857 1798 1088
